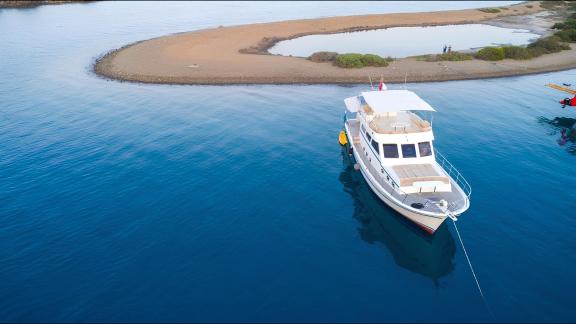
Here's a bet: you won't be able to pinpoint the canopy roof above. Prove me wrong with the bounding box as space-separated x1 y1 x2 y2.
344 90 436 113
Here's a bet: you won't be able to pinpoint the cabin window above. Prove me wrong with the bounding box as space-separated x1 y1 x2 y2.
382 144 399 158
365 132 372 143
371 139 379 154
401 144 417 158
418 142 432 157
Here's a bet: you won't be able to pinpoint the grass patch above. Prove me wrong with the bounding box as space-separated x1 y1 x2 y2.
334 53 390 68
478 8 501 13
526 5 533 8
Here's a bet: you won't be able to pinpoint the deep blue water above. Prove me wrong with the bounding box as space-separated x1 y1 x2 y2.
1 1 575 322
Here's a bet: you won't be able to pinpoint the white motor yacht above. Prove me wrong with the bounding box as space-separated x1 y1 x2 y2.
342 86 471 234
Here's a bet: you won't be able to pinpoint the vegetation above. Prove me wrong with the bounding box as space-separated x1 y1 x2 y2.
527 36 570 53
475 47 505 61
478 8 501 13
552 19 576 42
334 53 390 68
308 51 338 63
360 54 390 66
501 46 533 60
419 51 473 62
473 35 571 61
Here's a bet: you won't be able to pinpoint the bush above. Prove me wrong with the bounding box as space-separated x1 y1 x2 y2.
429 51 474 61
555 29 576 42
308 51 338 63
475 47 505 61
334 53 365 68
527 36 570 54
360 54 389 67
334 53 389 68
552 19 576 30
478 8 501 13
526 47 546 58
502 46 533 60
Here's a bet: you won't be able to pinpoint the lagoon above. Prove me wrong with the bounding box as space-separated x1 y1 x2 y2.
268 24 540 58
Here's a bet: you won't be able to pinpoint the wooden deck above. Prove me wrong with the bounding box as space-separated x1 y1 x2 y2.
392 164 450 187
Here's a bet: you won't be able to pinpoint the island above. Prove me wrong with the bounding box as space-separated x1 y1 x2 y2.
94 1 576 85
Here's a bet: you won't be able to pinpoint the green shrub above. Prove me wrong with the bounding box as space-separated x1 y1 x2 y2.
525 5 533 8
555 29 576 42
334 53 390 68
432 51 474 61
552 19 576 30
308 51 338 62
526 47 546 58
475 47 505 61
502 46 533 60
528 36 570 54
335 53 365 68
478 8 501 13
360 54 389 67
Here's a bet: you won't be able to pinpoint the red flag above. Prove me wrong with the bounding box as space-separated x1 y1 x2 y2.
378 78 384 91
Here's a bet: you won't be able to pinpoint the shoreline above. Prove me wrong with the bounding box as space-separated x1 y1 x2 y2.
93 1 576 85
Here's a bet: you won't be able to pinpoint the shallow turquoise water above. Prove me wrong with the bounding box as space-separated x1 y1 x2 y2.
1 1 575 322
269 24 539 58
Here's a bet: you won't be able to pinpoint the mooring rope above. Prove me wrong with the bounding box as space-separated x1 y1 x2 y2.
452 219 497 322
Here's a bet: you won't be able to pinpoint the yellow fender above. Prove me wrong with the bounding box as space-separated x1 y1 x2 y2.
338 130 348 145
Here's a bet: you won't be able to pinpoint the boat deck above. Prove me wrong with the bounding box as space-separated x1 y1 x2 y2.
392 164 450 187
367 110 431 134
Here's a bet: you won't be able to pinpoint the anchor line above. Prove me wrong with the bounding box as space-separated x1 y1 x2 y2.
452 219 497 322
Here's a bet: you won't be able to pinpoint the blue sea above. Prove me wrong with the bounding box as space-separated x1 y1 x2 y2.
1 1 575 322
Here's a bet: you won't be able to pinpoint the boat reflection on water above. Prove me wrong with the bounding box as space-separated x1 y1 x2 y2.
538 116 576 153
339 149 456 283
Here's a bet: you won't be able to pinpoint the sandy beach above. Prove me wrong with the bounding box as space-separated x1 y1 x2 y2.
94 1 576 85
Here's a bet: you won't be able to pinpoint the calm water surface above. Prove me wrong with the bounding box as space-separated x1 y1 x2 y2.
1 1 575 322
269 24 540 58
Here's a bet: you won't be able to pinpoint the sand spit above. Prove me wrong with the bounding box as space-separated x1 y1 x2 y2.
94 2 576 85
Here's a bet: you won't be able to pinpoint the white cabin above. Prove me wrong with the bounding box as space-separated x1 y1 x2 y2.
345 90 451 194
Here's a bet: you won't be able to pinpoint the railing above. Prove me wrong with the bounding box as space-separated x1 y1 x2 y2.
434 149 472 213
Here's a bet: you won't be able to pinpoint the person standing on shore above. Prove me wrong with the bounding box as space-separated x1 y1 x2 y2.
443 45 447 54
448 45 452 53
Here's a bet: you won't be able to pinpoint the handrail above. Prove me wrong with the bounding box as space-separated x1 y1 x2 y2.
434 149 472 199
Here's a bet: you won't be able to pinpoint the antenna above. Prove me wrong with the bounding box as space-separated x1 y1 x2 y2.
404 72 408 89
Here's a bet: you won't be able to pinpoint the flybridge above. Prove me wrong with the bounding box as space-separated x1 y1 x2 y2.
345 90 436 114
